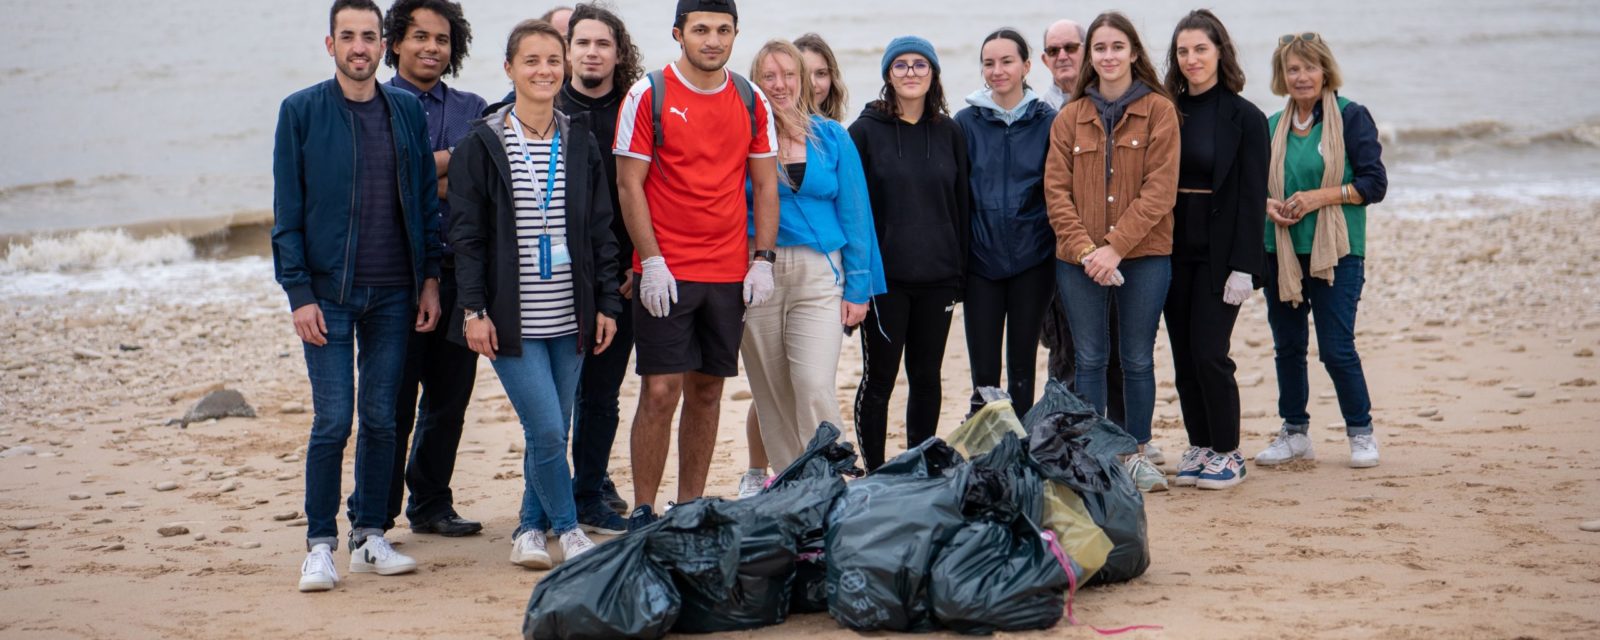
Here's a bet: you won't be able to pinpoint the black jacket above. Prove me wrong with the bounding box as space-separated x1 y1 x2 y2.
557 81 632 281
447 105 621 356
848 104 971 292
1188 89 1269 293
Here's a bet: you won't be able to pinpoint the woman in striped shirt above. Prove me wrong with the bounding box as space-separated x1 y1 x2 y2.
447 19 622 570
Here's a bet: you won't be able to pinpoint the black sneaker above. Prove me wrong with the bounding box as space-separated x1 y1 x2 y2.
409 512 483 537
601 473 629 516
578 501 629 536
626 504 658 533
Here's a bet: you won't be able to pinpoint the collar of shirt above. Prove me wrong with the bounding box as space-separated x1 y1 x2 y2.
389 74 447 104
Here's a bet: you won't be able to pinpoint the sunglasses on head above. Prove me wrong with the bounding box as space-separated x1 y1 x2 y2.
1278 32 1322 45
1043 42 1082 58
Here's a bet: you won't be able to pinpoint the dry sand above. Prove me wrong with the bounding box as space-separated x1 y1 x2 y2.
3 204 1599 639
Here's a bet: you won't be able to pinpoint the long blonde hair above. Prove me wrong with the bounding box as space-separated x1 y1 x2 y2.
795 33 849 121
749 39 816 147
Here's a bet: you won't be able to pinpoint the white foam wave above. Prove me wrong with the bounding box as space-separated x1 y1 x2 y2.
1 229 194 274
0 256 277 308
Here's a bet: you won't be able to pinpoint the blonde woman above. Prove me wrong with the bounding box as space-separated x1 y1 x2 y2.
795 33 849 122
736 40 886 494
1253 32 1388 469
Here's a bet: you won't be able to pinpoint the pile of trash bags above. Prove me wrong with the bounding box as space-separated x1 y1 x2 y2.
524 383 1150 639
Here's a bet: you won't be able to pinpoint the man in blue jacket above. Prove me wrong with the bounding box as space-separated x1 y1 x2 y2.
272 0 442 593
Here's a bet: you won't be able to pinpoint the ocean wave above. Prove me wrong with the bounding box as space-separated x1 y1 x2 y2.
0 229 194 274
1386 117 1600 153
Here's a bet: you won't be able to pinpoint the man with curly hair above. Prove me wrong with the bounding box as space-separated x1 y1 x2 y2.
381 0 490 539
557 2 645 535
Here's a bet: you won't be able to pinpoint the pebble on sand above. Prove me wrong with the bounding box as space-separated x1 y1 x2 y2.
285 518 309 527
731 390 754 401
0 445 37 459
157 525 190 537
1417 408 1439 418
271 511 300 521
1579 520 1600 532
121 502 143 510
10 522 42 531
69 492 92 500
1514 389 1537 398
1575 348 1594 358
241 541 262 549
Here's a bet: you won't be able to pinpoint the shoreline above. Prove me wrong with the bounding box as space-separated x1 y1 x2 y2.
1 204 1598 638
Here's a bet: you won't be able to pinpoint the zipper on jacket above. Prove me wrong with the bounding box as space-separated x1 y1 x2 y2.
342 107 358 305
390 95 420 306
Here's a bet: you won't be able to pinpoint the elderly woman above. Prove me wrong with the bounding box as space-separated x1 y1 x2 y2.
1252 32 1387 470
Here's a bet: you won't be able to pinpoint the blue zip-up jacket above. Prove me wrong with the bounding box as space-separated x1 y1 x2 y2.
747 115 887 304
955 89 1057 280
272 78 442 311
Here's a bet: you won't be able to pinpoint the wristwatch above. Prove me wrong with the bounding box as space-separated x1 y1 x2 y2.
753 249 777 263
463 308 486 322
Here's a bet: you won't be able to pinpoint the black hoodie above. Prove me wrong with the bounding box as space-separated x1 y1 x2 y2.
848 104 971 291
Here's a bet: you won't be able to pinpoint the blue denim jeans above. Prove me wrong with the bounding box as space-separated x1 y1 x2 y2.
302 286 414 550
492 334 584 536
1055 256 1172 444
1264 254 1373 435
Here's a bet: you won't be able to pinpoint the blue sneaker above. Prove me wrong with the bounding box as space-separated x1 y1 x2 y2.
1197 450 1247 490
626 504 659 533
578 500 628 536
1172 447 1213 487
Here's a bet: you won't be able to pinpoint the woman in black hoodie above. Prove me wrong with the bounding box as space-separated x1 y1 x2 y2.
848 36 971 471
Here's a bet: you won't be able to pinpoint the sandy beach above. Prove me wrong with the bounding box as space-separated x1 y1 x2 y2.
2 202 1599 639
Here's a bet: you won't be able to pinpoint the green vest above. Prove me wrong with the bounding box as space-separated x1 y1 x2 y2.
1264 97 1366 256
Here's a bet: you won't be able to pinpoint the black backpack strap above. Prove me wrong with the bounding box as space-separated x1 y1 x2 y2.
728 72 759 140
648 69 667 149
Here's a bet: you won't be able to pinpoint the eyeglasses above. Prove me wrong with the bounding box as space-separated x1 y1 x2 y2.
1278 32 1322 45
1043 42 1082 58
890 60 932 78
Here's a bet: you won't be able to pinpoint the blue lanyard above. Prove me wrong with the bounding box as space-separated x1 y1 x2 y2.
509 110 561 225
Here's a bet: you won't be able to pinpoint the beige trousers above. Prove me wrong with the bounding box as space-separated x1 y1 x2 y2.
741 246 845 471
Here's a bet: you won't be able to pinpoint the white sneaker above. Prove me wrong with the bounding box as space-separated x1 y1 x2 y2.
559 529 597 563
1125 454 1169 493
1143 441 1166 467
1348 434 1380 468
298 544 338 592
1254 428 1315 466
510 530 552 569
1172 446 1212 487
349 536 416 576
737 469 767 499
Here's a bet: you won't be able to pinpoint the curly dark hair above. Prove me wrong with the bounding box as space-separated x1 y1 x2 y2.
569 2 643 89
382 0 472 78
870 58 949 120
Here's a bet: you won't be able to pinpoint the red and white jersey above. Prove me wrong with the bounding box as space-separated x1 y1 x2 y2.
615 63 778 283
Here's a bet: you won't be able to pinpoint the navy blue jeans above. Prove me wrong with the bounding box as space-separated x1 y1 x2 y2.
301 286 413 550
1265 254 1373 434
492 335 584 536
1056 256 1171 444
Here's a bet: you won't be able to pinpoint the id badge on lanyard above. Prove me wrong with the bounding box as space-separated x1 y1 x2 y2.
511 110 563 280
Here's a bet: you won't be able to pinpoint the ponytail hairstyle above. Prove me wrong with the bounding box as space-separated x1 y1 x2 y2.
980 27 1032 92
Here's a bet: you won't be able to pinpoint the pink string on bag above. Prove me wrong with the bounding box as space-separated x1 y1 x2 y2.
1040 530 1163 636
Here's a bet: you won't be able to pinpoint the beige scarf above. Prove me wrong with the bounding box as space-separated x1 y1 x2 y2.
1268 90 1349 306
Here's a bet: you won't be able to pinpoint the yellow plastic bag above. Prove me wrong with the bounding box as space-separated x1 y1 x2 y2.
946 397 1027 458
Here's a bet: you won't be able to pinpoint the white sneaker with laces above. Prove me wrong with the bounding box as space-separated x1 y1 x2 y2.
1348 434 1380 468
1125 454 1169 493
1254 428 1314 466
559 529 597 563
349 536 416 576
1143 441 1166 467
298 544 338 592
510 530 552 569
737 469 767 499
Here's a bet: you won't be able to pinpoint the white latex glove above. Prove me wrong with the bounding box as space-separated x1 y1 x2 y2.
1109 269 1126 287
639 256 678 318
743 260 775 307
1222 270 1253 306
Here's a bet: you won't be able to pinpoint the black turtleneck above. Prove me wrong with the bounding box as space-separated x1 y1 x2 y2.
558 81 632 261
1177 84 1221 190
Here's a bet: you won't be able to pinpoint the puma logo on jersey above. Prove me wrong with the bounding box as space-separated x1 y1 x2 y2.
668 106 689 122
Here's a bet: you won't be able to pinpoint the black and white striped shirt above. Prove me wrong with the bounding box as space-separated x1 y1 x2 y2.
501 125 578 339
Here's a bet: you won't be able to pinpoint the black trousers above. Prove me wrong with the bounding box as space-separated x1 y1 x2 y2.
1042 291 1125 425
964 260 1055 416
571 297 635 505
1163 259 1242 452
854 286 956 471
387 270 479 528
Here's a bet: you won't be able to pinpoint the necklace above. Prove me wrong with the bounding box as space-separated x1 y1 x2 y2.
1291 106 1314 131
509 111 556 140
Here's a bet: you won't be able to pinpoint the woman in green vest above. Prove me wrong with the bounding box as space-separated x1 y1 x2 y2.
1252 33 1387 470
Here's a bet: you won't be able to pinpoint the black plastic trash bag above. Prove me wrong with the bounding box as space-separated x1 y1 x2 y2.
826 438 967 632
1023 379 1139 460
930 515 1072 635
674 424 860 633
1078 457 1149 586
961 432 1043 523
769 422 861 615
524 533 681 640
643 499 743 614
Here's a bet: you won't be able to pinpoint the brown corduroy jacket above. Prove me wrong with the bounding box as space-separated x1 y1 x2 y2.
1044 92 1180 264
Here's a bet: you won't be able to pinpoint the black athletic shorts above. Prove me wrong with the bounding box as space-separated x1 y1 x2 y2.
633 281 744 377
